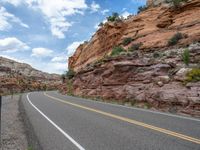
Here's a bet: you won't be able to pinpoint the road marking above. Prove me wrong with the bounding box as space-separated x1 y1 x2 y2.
27 94 85 150
44 92 200 145
53 92 200 122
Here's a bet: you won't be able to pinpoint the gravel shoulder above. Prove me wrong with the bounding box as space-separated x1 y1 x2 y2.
1 95 28 150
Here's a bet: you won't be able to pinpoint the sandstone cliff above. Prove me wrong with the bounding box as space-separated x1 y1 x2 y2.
65 0 200 117
0 57 61 95
69 0 200 72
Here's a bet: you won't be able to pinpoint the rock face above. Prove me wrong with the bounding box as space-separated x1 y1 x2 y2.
69 43 200 116
69 0 200 72
0 57 61 95
66 0 200 117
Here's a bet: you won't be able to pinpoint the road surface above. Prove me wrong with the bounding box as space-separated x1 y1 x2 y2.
21 91 200 150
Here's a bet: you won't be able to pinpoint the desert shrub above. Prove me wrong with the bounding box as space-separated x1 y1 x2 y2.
98 22 104 27
137 5 148 14
61 74 66 83
170 0 188 7
153 52 162 58
107 12 120 22
182 48 190 66
110 46 125 56
66 69 75 79
186 68 200 82
67 80 73 95
168 32 183 46
128 43 142 51
122 37 133 46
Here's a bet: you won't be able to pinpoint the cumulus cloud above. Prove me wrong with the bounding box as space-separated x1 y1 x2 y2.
121 11 131 19
90 1 100 12
66 41 83 57
0 37 29 53
3 0 88 39
1 0 23 6
0 6 29 31
101 9 109 15
51 55 67 62
31 47 53 57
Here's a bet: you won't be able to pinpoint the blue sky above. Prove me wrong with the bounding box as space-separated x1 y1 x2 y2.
0 0 146 74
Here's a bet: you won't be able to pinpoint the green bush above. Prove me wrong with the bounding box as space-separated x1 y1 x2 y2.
186 68 200 82
128 43 142 51
110 46 125 56
182 48 190 66
107 12 120 22
168 32 183 46
137 5 148 14
122 37 133 46
66 69 75 79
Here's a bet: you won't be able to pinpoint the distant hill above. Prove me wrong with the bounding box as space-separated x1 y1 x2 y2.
0 56 60 80
0 56 61 95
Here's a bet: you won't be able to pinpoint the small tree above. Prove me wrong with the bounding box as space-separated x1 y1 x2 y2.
182 48 190 66
107 12 120 22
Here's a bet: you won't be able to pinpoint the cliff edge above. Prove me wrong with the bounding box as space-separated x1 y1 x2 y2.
69 0 200 72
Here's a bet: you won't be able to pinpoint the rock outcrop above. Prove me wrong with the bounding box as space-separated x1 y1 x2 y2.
68 43 200 116
69 0 200 72
0 57 61 95
66 0 200 117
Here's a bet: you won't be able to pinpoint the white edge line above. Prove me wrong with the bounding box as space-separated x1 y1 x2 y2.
26 93 85 150
53 92 200 122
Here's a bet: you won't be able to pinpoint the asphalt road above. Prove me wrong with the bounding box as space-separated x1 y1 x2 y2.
21 91 200 150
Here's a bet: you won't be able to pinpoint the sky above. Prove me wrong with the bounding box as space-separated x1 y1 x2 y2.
0 0 146 74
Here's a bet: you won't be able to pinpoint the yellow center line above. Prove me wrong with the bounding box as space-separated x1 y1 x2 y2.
44 92 200 145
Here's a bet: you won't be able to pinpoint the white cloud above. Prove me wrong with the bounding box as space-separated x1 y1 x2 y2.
1 0 23 6
31 47 53 57
3 0 88 38
101 9 109 15
94 23 100 30
46 62 67 74
0 6 29 31
66 41 83 57
32 0 88 38
121 11 131 19
51 55 67 62
6 0 87 39
0 37 29 53
90 1 100 12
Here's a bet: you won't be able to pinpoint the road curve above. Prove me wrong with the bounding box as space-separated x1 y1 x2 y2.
21 91 200 150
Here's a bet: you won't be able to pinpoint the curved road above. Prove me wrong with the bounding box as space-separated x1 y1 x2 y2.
21 91 200 150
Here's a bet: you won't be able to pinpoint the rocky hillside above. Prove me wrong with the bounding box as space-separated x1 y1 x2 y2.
0 57 61 95
69 0 200 72
63 0 200 117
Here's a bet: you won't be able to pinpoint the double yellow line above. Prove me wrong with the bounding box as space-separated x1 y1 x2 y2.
44 92 200 145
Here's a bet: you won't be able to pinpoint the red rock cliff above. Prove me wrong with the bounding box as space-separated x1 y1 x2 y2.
69 0 200 72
